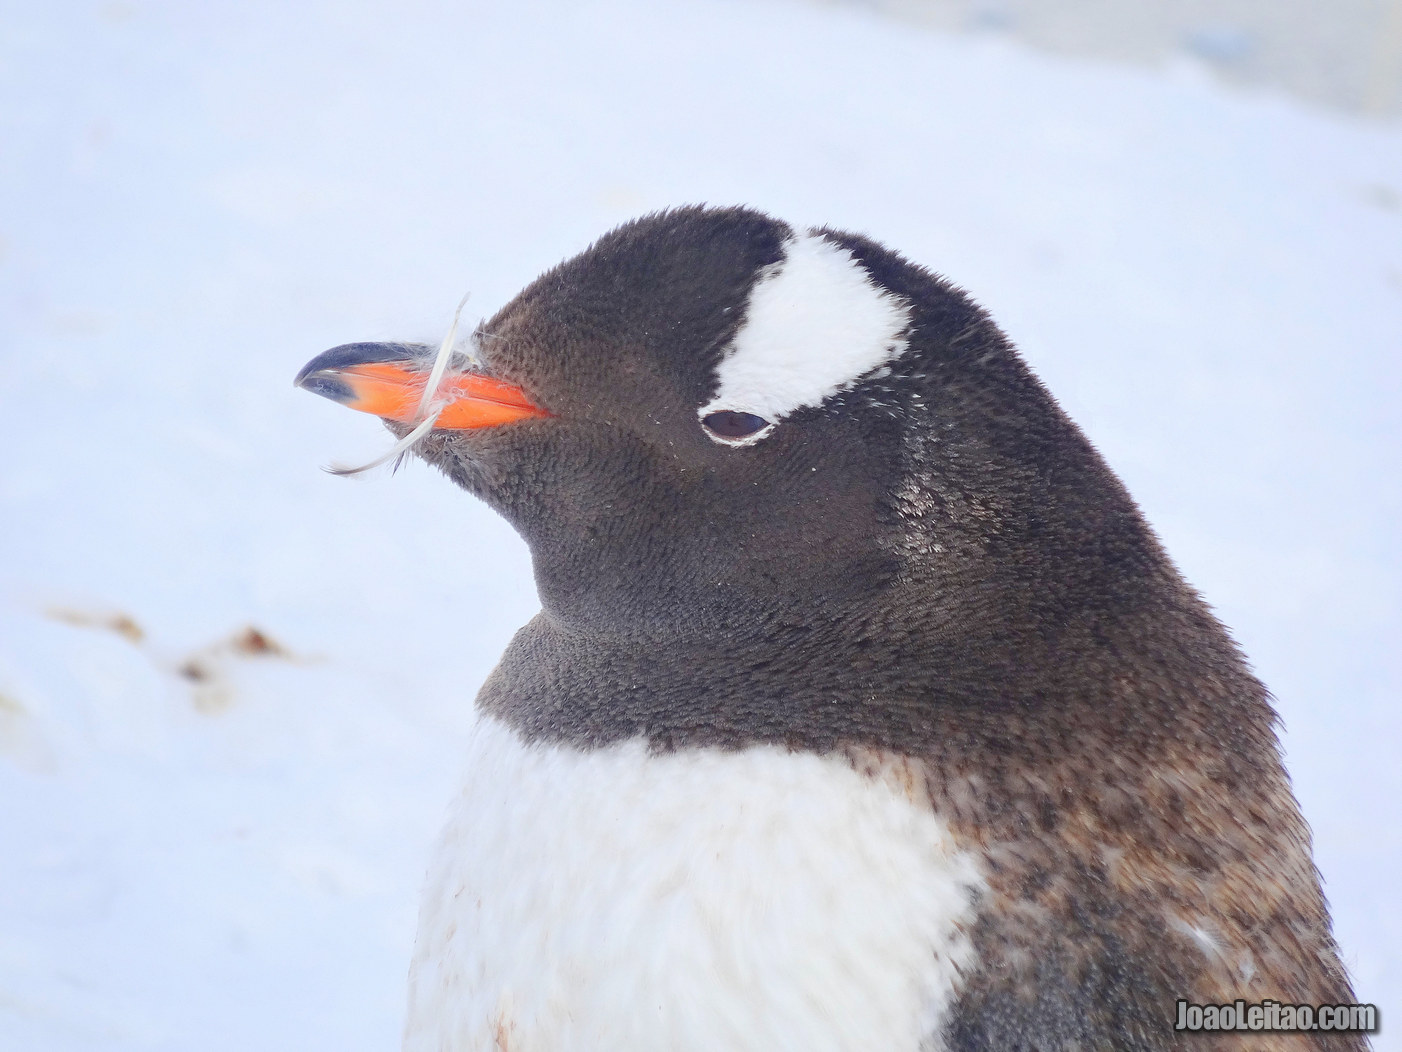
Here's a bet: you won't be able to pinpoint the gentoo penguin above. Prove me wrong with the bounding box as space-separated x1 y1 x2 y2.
296 207 1364 1051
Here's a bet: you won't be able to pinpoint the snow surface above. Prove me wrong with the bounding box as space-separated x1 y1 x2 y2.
1 0 1398 1048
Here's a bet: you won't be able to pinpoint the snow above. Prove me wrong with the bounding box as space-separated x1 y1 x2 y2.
1 0 1397 1048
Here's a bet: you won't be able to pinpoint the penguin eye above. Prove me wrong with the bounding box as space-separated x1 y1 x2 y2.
701 410 772 443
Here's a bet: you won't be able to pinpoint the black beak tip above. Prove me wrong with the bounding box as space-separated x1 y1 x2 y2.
294 341 435 395
296 370 356 403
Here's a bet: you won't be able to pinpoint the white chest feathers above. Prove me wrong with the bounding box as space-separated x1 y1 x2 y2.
404 715 984 1052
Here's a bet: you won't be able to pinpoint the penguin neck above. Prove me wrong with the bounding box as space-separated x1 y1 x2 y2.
477 547 1263 757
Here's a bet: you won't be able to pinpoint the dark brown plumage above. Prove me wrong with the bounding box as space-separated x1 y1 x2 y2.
305 206 1363 1049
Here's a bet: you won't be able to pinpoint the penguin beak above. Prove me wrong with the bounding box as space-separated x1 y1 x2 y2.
295 342 550 429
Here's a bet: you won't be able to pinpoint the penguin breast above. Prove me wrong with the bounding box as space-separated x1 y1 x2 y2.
404 714 986 1052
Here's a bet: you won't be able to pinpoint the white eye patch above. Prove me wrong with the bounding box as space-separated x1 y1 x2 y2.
698 233 912 446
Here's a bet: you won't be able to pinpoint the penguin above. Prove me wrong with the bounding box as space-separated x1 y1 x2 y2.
296 207 1364 1051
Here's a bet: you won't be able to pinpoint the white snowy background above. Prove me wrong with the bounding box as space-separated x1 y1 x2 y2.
2 0 1398 1048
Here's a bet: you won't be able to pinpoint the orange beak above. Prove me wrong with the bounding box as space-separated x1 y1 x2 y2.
295 342 549 429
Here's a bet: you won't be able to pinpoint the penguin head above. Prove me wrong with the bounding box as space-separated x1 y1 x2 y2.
298 207 1133 643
